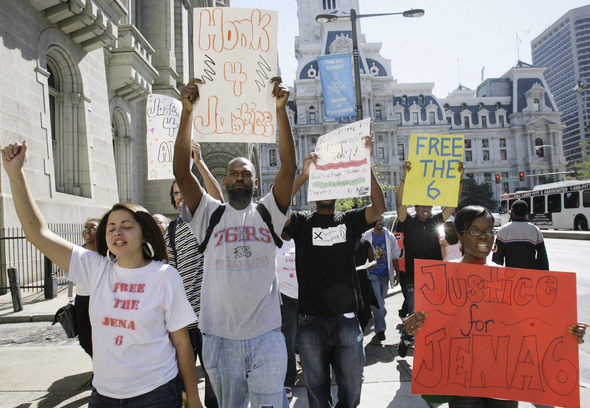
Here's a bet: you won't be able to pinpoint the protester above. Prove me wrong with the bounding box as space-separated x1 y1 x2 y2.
153 213 171 234
395 160 463 357
362 216 400 342
73 217 100 358
276 238 298 400
492 199 549 270
439 220 462 261
403 205 587 408
282 139 386 408
173 76 295 408
354 235 377 332
1 141 202 408
165 140 223 408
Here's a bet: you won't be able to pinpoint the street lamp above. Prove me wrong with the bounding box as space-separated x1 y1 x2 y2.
316 8 425 120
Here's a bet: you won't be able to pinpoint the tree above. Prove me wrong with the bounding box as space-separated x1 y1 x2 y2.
572 139 590 179
458 178 498 212
335 162 391 212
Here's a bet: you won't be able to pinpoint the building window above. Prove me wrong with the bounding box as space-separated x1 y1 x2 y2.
401 95 408 105
535 138 545 157
502 182 509 193
482 139 489 148
308 106 316 124
397 143 405 161
418 95 425 105
464 116 470 128
112 108 132 201
447 116 452 125
466 173 474 181
499 115 505 127
46 49 89 197
377 134 383 141
534 98 540 111
483 150 490 161
484 173 491 183
375 104 382 121
429 112 435 124
501 149 507 160
465 139 472 149
396 112 402 122
378 147 384 159
322 0 337 9
413 112 419 125
481 116 487 128
499 138 506 147
465 150 472 161
269 149 277 167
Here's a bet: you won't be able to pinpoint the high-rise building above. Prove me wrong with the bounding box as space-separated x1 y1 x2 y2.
259 0 567 211
532 5 590 163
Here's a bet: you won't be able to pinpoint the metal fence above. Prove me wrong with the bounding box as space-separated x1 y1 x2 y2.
0 223 84 296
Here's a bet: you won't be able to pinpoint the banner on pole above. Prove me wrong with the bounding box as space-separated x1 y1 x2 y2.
318 53 355 119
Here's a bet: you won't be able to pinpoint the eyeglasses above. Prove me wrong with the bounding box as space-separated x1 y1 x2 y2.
463 229 496 237
83 226 97 232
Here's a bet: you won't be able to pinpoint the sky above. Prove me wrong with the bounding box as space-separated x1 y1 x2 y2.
231 0 590 98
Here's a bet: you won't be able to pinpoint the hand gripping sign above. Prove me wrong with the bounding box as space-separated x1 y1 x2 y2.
192 7 278 143
402 134 464 207
307 119 371 202
413 260 580 407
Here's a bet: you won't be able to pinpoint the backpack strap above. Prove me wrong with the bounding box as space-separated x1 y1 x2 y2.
165 218 178 265
199 204 226 252
256 203 283 248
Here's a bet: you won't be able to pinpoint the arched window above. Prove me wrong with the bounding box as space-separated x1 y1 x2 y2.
535 138 545 157
46 47 89 197
401 95 408 105
308 106 316 124
534 98 540 111
112 108 132 201
375 104 382 121
418 95 425 105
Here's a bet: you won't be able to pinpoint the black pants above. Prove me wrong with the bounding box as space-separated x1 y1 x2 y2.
74 295 92 357
188 326 219 408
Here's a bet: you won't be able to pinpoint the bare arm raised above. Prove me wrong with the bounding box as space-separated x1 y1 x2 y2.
173 79 204 215
1 141 73 271
270 77 296 213
395 161 410 223
191 140 223 202
363 134 386 225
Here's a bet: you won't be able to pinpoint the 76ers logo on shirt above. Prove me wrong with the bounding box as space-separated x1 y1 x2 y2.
233 246 252 258
214 226 272 247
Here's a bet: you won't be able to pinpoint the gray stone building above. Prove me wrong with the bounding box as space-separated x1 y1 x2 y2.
259 0 567 212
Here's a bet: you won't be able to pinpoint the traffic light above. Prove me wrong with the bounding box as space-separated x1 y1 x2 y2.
519 171 525 182
495 174 501 184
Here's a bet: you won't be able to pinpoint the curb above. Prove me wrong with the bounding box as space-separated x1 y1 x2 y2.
0 314 54 324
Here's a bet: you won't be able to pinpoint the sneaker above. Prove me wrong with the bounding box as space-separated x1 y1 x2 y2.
285 387 293 399
376 331 386 341
398 339 411 358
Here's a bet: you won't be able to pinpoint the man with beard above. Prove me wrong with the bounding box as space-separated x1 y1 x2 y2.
173 77 295 408
282 141 385 408
395 160 463 357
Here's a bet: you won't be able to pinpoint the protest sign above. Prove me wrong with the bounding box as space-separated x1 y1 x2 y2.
307 119 371 202
402 134 464 207
318 53 355 119
413 259 580 407
192 7 278 143
146 93 182 180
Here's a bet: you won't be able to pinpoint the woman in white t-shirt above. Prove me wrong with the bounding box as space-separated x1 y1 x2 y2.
1 141 202 408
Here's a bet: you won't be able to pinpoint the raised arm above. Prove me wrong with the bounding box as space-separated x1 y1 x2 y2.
441 161 464 220
1 141 73 271
173 79 204 214
270 77 296 213
364 135 386 225
192 140 223 202
395 161 410 223
282 152 316 234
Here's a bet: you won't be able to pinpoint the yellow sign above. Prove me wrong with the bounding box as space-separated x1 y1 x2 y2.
402 134 464 207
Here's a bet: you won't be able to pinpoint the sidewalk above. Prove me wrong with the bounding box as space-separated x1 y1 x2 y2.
1 288 589 407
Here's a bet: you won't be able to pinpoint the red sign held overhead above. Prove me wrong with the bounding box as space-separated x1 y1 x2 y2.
412 260 580 407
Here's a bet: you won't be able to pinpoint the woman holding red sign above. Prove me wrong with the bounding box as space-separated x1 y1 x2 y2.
404 205 587 408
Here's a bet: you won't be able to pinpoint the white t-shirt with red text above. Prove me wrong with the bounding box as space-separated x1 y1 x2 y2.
68 245 197 399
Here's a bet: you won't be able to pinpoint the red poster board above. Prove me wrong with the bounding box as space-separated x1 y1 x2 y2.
412 259 580 407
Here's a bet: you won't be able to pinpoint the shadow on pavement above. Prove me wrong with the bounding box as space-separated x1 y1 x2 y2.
27 371 92 408
387 359 417 407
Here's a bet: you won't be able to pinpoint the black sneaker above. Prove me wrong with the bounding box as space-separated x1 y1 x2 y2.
398 339 410 357
376 331 386 341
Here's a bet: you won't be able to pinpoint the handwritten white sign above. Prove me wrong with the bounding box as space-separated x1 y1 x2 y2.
192 7 278 143
146 93 182 180
307 119 372 202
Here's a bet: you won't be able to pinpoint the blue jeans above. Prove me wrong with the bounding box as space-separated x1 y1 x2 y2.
202 328 287 408
280 294 298 388
368 273 389 334
297 313 365 408
89 375 182 407
188 327 218 407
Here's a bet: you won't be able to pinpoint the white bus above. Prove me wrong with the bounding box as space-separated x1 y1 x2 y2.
499 180 590 230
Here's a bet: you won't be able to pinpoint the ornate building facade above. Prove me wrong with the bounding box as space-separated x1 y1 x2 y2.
259 0 567 212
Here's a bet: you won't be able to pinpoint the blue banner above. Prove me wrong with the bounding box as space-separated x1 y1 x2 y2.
318 53 355 119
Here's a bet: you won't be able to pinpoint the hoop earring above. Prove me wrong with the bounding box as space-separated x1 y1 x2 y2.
492 243 498 253
106 249 117 263
143 241 155 259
